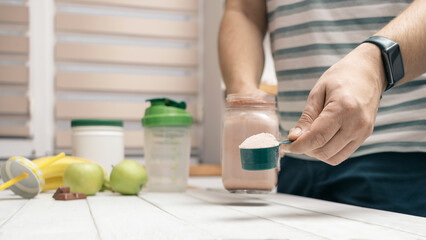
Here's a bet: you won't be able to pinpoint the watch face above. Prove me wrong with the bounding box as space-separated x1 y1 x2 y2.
387 43 405 85
381 51 394 86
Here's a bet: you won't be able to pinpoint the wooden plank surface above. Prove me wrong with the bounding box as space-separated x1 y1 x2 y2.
56 0 198 11
187 176 225 189
259 83 277 95
56 72 198 94
0 177 425 239
87 194 210 239
0 191 28 227
56 42 198 67
189 165 221 177
0 193 99 240
142 192 324 239
188 189 424 240
56 13 198 39
255 192 426 237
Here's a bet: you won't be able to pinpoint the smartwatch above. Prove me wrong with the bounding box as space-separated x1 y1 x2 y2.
362 36 405 91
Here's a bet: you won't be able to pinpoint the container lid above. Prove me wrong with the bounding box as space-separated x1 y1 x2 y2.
71 119 123 127
1 156 44 199
142 98 193 127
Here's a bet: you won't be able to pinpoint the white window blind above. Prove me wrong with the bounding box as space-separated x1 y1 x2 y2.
53 0 202 157
0 1 32 157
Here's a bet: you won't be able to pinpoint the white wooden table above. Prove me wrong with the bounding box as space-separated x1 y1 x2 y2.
0 177 425 240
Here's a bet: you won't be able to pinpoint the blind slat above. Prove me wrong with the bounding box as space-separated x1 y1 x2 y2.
0 66 28 85
0 54 28 62
0 23 28 32
56 13 198 39
55 0 198 11
56 72 198 94
55 129 199 148
0 126 30 137
0 96 28 115
0 5 28 24
56 101 197 121
56 42 198 67
0 36 29 54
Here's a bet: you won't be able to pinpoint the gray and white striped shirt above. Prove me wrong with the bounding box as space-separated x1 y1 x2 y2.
267 0 426 160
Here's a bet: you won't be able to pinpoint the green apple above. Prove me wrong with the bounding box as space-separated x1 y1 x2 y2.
110 160 148 195
63 163 104 195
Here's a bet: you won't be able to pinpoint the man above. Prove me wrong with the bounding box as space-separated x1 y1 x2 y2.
219 0 426 217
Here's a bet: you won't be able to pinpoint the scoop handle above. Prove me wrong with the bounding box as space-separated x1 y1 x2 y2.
0 172 29 192
279 139 293 145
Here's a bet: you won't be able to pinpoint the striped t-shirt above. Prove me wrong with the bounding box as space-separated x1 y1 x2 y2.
267 0 426 160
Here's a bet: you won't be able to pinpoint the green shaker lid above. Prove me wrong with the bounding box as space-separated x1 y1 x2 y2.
142 98 193 127
71 119 123 127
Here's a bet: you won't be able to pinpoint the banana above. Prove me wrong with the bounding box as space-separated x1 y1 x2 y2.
32 155 92 166
42 176 63 191
36 156 94 179
34 156 107 178
33 155 109 192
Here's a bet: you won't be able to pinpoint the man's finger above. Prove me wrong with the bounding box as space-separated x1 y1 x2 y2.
285 103 342 154
288 85 326 141
279 145 285 158
323 140 362 166
308 128 354 162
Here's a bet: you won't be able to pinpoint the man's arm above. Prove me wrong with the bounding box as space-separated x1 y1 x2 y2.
283 0 426 165
375 0 426 83
219 0 267 95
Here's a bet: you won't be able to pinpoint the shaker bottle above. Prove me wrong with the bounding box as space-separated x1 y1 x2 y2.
142 98 193 192
222 94 279 193
71 119 124 174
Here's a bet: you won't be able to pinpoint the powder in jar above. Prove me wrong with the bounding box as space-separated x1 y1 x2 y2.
239 133 279 149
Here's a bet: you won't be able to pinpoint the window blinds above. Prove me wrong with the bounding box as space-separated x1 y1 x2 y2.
0 2 30 139
53 0 201 156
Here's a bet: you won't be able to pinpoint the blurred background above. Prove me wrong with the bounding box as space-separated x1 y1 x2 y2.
0 0 276 165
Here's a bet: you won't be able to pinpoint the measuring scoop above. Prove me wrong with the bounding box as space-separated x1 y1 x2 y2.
240 140 292 170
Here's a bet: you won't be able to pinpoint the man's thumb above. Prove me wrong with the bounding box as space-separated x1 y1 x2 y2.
288 127 303 141
288 89 324 141
288 111 315 141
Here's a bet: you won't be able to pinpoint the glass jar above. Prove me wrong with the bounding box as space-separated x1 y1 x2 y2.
222 94 279 193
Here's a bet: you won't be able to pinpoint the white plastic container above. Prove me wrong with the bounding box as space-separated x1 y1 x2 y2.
142 98 193 192
71 119 124 174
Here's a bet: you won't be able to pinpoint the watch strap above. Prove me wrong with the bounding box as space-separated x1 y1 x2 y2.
363 36 405 91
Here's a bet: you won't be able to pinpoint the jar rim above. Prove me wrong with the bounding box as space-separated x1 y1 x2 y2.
226 93 276 107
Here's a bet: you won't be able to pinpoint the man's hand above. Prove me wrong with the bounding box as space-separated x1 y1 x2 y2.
283 43 387 165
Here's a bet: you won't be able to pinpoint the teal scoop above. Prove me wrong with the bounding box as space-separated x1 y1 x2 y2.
240 140 292 171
